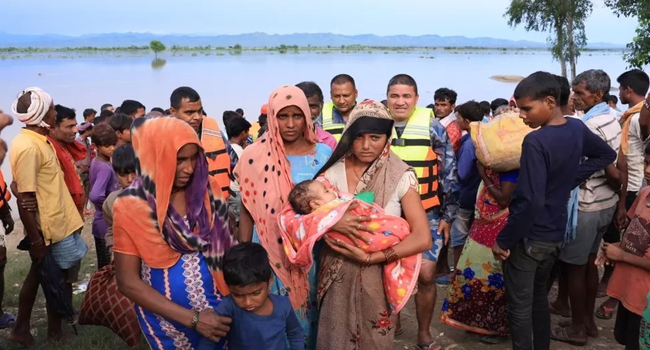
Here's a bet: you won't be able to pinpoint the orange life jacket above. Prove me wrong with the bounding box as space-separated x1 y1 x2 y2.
0 171 11 210
201 117 231 199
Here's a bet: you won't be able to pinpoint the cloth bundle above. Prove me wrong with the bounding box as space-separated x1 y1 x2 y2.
470 110 535 172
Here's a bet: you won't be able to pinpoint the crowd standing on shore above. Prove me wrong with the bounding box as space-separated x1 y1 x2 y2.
0 68 649 350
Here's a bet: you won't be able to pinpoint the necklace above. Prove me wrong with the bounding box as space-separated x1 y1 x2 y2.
346 157 367 180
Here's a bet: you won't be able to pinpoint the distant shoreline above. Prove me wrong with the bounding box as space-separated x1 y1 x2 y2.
0 44 627 54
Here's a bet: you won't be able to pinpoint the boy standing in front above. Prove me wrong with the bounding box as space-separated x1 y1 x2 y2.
492 72 617 350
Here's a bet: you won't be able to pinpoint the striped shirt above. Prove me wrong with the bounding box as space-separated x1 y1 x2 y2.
578 111 621 212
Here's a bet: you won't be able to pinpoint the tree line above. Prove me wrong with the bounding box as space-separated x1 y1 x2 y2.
506 0 649 78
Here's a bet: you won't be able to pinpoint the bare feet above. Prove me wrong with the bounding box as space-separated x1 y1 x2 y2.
549 301 571 318
46 332 71 343
8 330 35 347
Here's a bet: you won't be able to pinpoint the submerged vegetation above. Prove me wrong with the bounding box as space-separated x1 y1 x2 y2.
0 43 625 62
0 43 626 55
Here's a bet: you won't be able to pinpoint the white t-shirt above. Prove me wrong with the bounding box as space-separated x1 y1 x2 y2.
230 143 245 193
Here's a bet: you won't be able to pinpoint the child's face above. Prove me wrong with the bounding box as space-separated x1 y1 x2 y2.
117 171 136 189
644 154 650 185
229 281 270 314
516 96 555 129
309 181 338 211
97 144 116 158
456 115 471 131
117 129 132 143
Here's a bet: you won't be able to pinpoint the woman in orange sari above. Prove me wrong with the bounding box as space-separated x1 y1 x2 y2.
113 117 236 349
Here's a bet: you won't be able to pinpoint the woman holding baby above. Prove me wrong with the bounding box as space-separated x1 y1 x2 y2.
236 89 431 350
311 100 432 349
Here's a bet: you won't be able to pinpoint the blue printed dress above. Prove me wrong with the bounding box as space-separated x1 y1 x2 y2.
252 143 332 350
137 252 226 350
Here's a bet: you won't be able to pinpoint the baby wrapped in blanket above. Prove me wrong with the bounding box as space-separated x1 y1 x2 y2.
278 179 421 313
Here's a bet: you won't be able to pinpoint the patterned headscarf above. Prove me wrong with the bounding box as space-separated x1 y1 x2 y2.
12 87 53 128
113 117 234 293
234 85 317 310
316 100 412 208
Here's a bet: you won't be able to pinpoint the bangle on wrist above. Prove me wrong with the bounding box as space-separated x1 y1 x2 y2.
31 239 44 247
190 310 199 329
382 247 399 264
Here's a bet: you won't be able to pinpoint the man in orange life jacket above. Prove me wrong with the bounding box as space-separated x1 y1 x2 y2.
0 110 13 328
169 87 232 199
0 138 15 329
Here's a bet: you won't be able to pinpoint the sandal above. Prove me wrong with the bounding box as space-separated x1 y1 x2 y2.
551 326 588 346
0 312 15 330
416 342 442 350
596 305 615 320
479 335 508 344
435 275 451 285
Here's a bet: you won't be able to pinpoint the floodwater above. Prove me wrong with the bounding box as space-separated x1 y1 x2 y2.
0 49 631 202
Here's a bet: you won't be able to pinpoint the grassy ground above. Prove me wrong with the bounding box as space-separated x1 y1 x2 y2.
0 218 149 350
0 217 625 349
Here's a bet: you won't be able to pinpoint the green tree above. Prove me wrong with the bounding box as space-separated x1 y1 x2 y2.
605 0 650 68
505 0 593 78
149 40 166 59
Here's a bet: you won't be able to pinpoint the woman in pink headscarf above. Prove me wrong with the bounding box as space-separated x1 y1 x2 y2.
235 86 333 349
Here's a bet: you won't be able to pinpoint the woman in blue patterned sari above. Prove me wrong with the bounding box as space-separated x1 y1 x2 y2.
113 116 236 349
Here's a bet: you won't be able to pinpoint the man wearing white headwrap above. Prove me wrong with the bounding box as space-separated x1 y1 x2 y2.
8 88 85 346
11 87 54 129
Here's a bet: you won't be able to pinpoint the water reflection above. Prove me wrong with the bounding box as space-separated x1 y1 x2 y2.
151 58 167 69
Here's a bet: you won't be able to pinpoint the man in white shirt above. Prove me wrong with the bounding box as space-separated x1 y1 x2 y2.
597 69 650 317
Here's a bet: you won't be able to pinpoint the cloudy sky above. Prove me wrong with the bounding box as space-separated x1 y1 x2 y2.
1 0 638 44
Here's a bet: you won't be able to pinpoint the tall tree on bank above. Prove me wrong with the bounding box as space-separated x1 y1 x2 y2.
505 0 593 79
150 40 166 59
605 0 650 68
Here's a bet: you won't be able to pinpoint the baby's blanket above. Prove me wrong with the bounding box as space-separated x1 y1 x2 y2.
277 193 421 314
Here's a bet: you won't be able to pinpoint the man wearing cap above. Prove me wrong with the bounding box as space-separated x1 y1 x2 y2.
9 87 86 346
248 104 266 142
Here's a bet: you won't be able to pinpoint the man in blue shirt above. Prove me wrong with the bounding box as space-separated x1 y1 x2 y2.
493 72 616 350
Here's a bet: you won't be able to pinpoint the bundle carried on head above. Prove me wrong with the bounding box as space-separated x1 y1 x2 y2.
470 110 536 172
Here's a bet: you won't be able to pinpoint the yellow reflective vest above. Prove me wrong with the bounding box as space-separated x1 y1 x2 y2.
390 107 440 211
322 102 345 142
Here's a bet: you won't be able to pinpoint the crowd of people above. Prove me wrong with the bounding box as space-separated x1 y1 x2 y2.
0 68 648 350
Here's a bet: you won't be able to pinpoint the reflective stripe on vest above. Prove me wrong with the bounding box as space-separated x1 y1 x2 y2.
201 117 231 199
322 102 344 142
391 107 440 211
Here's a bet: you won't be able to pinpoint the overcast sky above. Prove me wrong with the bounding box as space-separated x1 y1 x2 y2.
1 0 638 44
